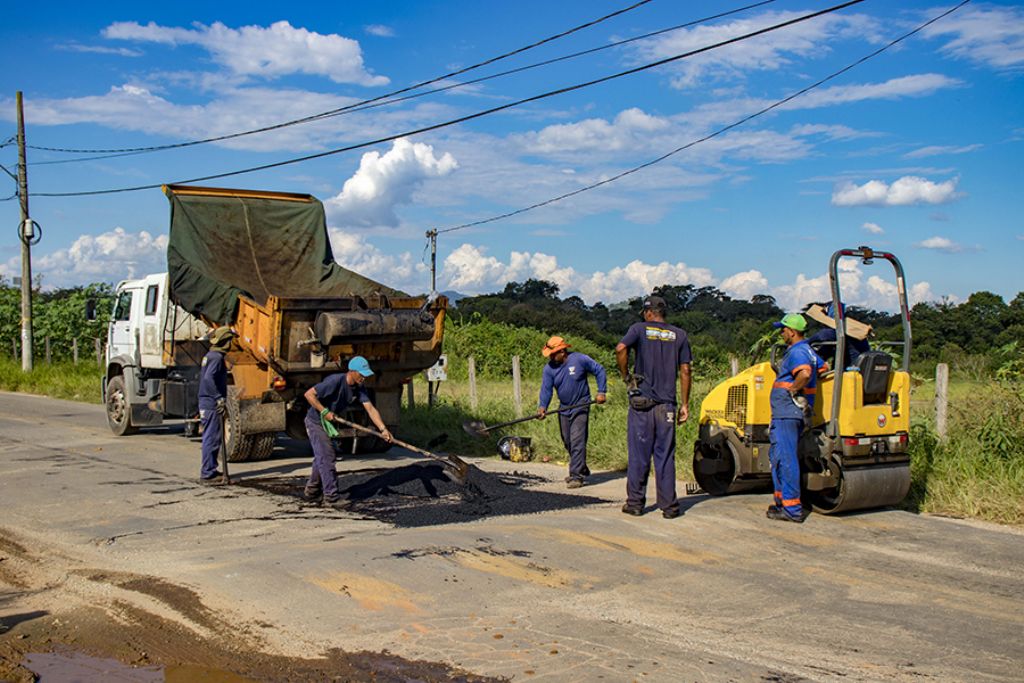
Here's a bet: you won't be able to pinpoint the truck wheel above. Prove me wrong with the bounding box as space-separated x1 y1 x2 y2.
247 433 276 460
105 375 138 436
223 390 277 462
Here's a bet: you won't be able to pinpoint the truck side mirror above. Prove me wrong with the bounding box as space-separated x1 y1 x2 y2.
85 299 97 321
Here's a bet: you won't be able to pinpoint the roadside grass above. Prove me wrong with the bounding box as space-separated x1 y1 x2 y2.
0 356 102 403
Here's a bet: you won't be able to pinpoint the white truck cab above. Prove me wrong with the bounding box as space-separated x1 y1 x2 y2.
103 273 210 435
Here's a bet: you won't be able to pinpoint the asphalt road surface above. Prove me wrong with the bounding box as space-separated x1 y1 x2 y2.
1 391 1022 682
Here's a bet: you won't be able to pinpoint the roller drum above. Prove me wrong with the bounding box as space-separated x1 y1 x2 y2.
812 464 910 514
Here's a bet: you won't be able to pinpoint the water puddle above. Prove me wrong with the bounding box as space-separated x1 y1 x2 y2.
23 651 256 682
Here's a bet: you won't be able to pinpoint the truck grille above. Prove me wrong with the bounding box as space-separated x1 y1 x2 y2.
726 385 748 428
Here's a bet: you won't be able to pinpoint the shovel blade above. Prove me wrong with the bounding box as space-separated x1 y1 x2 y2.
461 420 489 438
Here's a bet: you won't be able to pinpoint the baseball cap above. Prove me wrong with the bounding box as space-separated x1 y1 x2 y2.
773 313 807 332
347 355 374 377
542 335 571 358
642 295 667 312
208 326 236 348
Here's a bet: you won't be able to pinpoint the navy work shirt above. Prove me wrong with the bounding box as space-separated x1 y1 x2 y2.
538 351 608 416
198 350 228 409
306 372 370 421
619 321 692 405
807 327 869 369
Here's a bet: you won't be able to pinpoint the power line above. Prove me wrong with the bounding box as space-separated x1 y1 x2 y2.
439 0 972 236
28 0 774 167
26 0 657 157
30 0 778 168
35 0 867 198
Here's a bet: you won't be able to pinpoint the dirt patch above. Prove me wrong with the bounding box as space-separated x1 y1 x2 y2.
237 463 605 526
0 602 501 682
77 570 223 634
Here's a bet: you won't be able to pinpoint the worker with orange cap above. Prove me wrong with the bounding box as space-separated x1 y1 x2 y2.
538 335 607 488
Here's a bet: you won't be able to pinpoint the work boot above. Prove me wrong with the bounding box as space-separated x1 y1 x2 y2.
324 497 352 511
766 507 809 523
621 503 644 516
198 472 224 486
566 478 584 489
302 487 322 502
661 506 682 519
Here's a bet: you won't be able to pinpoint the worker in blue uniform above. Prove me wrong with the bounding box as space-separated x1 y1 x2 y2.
303 356 392 508
807 302 870 368
198 326 236 484
537 335 607 488
615 295 692 519
768 313 825 523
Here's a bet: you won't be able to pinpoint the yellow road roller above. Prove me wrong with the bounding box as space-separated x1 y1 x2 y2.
693 247 912 514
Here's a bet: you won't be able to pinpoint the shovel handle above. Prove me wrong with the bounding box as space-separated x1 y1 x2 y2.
479 398 598 433
330 415 468 471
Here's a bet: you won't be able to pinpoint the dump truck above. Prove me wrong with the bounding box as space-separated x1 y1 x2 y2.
101 184 447 461
693 246 912 514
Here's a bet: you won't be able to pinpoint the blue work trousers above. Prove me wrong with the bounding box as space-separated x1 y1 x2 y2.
559 409 591 481
769 418 804 518
305 413 341 501
199 408 222 479
626 403 678 511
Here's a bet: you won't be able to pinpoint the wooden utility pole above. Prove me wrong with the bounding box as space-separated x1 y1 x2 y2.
16 92 34 372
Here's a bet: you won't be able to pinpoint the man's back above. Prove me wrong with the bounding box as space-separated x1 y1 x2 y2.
620 321 692 404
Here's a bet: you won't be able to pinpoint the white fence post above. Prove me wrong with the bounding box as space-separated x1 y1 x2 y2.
935 363 949 440
512 355 522 418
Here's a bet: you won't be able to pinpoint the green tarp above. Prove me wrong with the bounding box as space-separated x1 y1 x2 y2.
165 186 397 325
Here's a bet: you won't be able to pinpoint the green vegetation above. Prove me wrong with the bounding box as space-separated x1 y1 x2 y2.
0 356 102 403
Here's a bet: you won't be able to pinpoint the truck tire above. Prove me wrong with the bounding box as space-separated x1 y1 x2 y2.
105 375 138 436
223 390 277 462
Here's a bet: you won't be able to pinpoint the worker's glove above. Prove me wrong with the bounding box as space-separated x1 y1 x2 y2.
791 394 811 417
215 399 227 417
624 374 641 397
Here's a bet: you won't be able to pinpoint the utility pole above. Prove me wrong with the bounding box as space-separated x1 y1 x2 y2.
426 228 438 293
15 92 33 372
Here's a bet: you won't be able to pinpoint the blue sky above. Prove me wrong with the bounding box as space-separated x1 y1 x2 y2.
1 0 1021 311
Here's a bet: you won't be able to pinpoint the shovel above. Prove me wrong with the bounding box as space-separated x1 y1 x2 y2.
330 415 470 485
462 399 598 438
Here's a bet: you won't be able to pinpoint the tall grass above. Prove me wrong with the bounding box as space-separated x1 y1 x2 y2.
0 356 102 403
905 382 1024 524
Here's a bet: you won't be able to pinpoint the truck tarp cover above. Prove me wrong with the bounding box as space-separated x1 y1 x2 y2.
165 185 397 325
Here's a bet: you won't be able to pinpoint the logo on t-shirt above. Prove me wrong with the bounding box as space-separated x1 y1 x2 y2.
569 366 577 375
645 326 677 342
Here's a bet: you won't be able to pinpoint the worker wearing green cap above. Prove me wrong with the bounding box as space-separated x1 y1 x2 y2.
767 313 825 523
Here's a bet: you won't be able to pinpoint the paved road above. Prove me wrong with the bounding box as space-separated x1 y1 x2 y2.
1 391 1022 682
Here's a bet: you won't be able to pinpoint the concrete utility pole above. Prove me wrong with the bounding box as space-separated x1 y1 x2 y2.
426 228 438 293
15 91 33 372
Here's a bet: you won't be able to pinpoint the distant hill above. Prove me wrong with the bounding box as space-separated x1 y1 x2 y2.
442 290 468 304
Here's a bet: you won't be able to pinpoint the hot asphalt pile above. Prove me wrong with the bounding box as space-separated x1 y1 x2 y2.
241 462 606 527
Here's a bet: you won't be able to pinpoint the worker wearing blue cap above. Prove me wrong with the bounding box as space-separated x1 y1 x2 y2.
303 355 392 508
768 313 825 523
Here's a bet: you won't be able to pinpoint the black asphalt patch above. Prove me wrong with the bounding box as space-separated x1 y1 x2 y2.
237 462 606 527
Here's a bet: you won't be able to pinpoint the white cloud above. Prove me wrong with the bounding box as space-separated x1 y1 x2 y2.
628 10 880 89
915 236 966 253
55 43 142 57
325 138 458 229
578 260 715 304
0 228 168 288
364 24 395 38
103 20 388 85
921 4 1024 69
327 230 426 293
832 176 960 207
520 108 671 155
719 270 769 300
862 222 884 234
782 74 962 110
904 143 982 159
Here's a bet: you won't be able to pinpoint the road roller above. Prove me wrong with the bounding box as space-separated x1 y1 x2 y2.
693 246 912 514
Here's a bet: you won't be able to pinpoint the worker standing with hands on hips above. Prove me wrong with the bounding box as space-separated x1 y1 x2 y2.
198 326 236 485
537 336 608 489
303 356 393 508
615 295 692 519
768 313 824 523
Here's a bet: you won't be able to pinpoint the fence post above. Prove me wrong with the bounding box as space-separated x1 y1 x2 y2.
512 355 523 418
935 363 949 440
468 356 478 411
72 338 79 365
729 355 740 377
12 337 17 361
45 336 51 364
95 337 102 366
406 379 415 409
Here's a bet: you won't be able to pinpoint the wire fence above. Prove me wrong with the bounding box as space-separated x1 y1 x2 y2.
8 336 105 366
